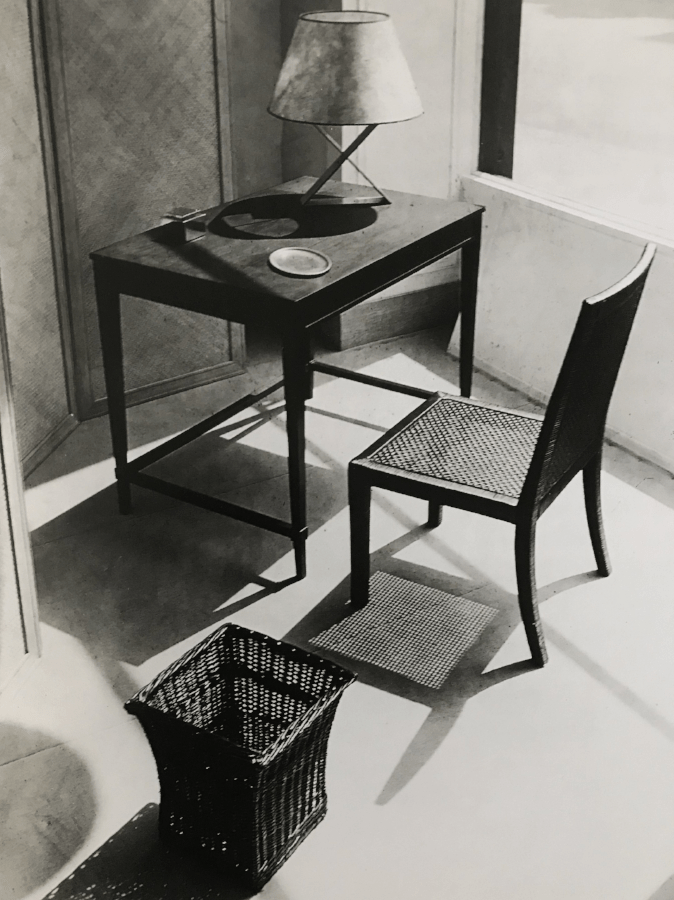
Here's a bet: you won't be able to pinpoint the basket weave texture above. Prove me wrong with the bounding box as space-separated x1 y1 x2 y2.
125 623 355 890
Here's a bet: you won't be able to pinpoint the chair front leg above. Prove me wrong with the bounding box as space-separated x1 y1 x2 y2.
514 516 548 667
349 465 372 609
583 451 611 577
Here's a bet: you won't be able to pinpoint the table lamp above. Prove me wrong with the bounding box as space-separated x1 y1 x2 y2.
268 10 423 206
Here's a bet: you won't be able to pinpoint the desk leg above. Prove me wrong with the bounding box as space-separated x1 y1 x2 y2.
460 223 481 398
94 271 132 514
305 328 315 401
282 331 310 579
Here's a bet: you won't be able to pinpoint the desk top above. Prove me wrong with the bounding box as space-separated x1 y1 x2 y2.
91 178 482 329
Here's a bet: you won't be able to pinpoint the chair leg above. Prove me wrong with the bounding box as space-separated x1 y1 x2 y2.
514 518 548 667
583 452 611 577
349 466 372 609
427 501 443 528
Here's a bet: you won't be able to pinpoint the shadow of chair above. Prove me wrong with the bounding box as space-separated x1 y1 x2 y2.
282 523 552 804
348 242 656 666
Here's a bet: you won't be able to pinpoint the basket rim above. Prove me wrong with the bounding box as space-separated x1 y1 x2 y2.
124 623 356 763
128 623 355 703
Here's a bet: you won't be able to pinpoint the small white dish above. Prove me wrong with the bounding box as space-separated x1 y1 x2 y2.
268 247 332 278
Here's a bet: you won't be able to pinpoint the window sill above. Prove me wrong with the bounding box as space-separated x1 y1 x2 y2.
461 173 674 255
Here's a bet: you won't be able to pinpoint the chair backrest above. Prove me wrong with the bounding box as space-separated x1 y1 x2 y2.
522 243 656 511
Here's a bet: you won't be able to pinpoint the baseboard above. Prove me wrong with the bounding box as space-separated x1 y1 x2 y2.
320 281 461 351
459 351 674 477
0 650 40 705
21 413 78 477
84 358 246 421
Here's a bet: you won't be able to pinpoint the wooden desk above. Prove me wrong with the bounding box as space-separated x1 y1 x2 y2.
91 178 483 579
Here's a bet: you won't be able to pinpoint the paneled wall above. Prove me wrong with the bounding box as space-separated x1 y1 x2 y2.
42 0 245 418
228 0 284 195
2 0 467 458
0 0 71 468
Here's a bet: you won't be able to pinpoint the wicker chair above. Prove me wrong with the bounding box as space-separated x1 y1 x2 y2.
348 243 656 667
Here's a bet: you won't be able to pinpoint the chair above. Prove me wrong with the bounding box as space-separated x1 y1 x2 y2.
348 243 656 667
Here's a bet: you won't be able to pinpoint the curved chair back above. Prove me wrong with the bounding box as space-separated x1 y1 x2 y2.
522 243 656 512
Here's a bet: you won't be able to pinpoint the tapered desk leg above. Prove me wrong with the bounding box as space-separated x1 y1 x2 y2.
282 330 310 579
94 267 132 514
303 327 315 401
459 222 482 398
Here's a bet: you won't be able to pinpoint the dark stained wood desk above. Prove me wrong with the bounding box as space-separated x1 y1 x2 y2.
91 178 483 579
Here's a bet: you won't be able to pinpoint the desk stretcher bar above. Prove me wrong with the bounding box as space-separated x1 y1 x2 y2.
309 362 436 400
123 378 296 538
121 365 434 540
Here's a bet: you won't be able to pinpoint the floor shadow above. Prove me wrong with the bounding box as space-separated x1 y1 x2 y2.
284 505 605 805
23 317 438 491
32 441 345 669
0 724 95 899
42 804 261 900
649 873 674 900
545 624 674 744
645 30 674 42
602 443 674 514
208 192 378 240
284 562 531 806
23 370 272 490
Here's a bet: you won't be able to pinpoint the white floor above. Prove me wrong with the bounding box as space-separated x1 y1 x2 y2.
3 328 674 900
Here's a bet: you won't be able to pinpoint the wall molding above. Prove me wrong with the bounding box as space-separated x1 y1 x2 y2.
212 0 236 201
87 357 244 419
37 0 92 418
449 0 484 198
22 412 77 477
28 0 79 421
463 174 674 255
0 281 41 692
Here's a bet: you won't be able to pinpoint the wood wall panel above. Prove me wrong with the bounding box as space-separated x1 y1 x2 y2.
0 0 72 466
43 0 244 418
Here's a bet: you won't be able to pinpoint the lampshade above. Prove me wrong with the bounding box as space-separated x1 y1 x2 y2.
269 10 423 126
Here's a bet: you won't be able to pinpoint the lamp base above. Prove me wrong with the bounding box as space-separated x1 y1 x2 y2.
302 182 390 206
300 124 391 206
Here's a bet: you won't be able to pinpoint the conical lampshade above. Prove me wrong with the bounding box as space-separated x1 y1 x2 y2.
269 10 423 126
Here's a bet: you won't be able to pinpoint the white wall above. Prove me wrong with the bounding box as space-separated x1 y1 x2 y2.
354 0 674 475
462 175 674 473
352 0 457 199
338 2 468 305
282 2 674 474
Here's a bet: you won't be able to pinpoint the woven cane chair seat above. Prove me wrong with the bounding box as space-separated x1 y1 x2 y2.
367 396 542 498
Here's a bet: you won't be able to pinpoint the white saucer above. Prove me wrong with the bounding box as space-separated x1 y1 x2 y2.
268 247 332 278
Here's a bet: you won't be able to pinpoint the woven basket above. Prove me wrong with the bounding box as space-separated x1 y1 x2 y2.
125 623 355 890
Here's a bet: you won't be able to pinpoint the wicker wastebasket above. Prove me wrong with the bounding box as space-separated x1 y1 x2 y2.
125 623 355 890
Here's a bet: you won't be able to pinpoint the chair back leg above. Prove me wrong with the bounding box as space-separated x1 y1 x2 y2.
582 452 611 577
514 517 548 666
349 466 373 608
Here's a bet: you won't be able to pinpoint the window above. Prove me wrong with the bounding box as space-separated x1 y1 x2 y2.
480 0 674 236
